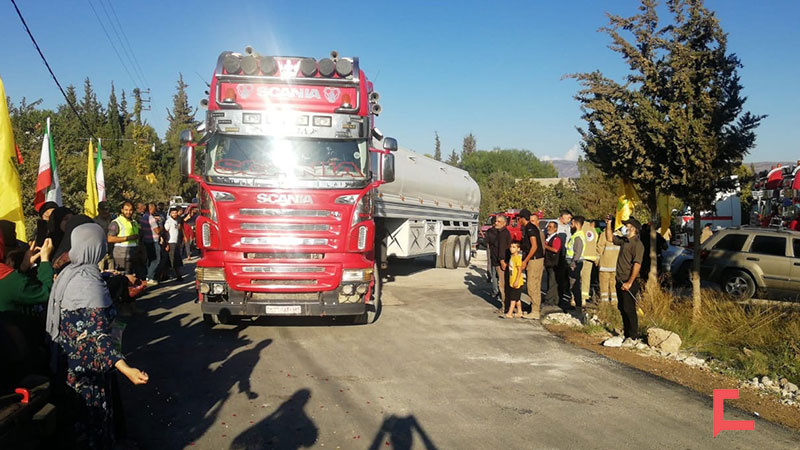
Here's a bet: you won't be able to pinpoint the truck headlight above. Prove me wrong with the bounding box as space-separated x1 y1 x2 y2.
342 268 373 282
211 283 226 295
341 284 355 295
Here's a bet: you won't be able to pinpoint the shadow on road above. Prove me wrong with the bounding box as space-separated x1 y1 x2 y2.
367 415 438 450
119 285 273 448
463 269 503 312
230 388 318 450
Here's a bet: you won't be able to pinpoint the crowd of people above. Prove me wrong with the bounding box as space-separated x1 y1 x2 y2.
0 199 198 449
484 209 650 341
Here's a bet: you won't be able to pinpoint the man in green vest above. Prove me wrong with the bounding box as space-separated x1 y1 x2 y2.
562 216 586 317
108 201 140 275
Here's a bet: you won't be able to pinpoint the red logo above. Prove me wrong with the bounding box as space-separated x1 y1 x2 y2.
713 389 754 437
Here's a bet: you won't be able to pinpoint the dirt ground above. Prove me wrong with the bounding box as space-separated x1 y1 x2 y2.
545 324 800 432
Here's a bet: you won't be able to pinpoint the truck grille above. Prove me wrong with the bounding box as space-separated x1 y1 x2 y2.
240 208 332 217
241 223 330 231
244 252 324 260
251 279 317 286
250 292 320 301
242 265 325 273
241 237 329 246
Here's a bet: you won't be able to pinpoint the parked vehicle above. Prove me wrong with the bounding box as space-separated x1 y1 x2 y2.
696 227 800 300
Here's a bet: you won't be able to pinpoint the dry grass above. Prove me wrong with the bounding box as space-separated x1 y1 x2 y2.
592 287 800 384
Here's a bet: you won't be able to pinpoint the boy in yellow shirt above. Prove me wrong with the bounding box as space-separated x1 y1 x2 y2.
504 241 525 319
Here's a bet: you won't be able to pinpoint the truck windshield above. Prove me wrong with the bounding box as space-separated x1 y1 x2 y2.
204 135 368 182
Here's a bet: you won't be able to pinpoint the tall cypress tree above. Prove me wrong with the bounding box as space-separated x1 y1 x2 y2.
165 73 198 196
434 131 442 161
461 133 476 161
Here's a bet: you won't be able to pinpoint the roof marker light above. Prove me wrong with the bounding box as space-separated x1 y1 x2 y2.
318 58 335 77
259 56 278 75
335 59 353 77
223 54 241 74
300 58 318 77
241 55 259 75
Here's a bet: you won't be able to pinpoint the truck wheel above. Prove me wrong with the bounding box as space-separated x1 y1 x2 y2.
435 239 446 268
722 270 756 300
459 235 471 267
444 235 461 269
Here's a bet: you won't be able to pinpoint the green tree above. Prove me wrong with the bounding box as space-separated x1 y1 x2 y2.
461 149 557 185
164 73 198 198
573 158 618 219
433 131 441 161
571 0 673 288
446 149 459 167
461 133 476 161
659 0 763 312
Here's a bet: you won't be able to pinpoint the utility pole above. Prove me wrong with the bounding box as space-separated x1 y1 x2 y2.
140 88 151 112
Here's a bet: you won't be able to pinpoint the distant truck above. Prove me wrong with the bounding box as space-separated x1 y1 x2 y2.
477 210 523 248
180 47 479 326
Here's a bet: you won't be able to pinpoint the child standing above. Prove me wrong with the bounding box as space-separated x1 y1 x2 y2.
505 241 524 318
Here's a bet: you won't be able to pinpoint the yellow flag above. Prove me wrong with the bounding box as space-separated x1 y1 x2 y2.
84 140 99 218
0 75 26 241
615 179 638 230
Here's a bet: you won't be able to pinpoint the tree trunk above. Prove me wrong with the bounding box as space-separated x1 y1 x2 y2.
647 207 659 291
691 208 702 319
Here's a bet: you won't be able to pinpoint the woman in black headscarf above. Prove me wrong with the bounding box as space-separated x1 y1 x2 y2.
35 201 59 247
47 207 74 259
52 214 94 273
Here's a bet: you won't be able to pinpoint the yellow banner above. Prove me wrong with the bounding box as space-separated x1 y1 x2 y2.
0 76 26 241
84 140 99 218
615 179 638 230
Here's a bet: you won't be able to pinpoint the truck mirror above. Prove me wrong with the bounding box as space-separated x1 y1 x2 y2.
381 153 395 183
180 129 193 145
383 137 398 152
180 145 194 178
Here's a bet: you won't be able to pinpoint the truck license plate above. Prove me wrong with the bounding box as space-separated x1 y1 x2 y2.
265 305 302 315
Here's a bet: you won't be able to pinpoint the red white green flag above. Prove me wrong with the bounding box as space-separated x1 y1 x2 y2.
34 117 62 210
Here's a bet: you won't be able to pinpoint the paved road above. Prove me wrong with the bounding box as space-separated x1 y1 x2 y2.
119 253 800 449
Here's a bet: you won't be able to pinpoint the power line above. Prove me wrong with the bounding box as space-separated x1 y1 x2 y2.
9 0 95 137
85 0 140 89
98 0 147 88
103 0 149 87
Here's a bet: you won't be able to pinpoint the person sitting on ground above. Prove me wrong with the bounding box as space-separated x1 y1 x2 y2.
504 241 525 319
0 234 54 313
46 223 149 449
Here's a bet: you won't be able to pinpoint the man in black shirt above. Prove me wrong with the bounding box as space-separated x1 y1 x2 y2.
605 216 645 340
487 215 511 310
519 209 544 320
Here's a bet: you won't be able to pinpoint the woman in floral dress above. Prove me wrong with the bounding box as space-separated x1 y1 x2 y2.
47 223 149 449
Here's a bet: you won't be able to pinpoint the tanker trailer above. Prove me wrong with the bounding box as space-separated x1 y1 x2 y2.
374 146 480 271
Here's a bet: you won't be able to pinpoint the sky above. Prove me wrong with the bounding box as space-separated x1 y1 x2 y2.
2 0 798 162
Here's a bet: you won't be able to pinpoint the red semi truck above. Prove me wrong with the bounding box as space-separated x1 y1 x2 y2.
180 47 480 325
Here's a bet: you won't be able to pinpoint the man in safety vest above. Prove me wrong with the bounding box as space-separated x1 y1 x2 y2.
108 201 140 275
561 216 585 317
580 219 599 303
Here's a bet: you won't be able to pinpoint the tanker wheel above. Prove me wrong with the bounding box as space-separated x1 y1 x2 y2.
435 238 446 268
458 235 471 267
444 235 462 269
